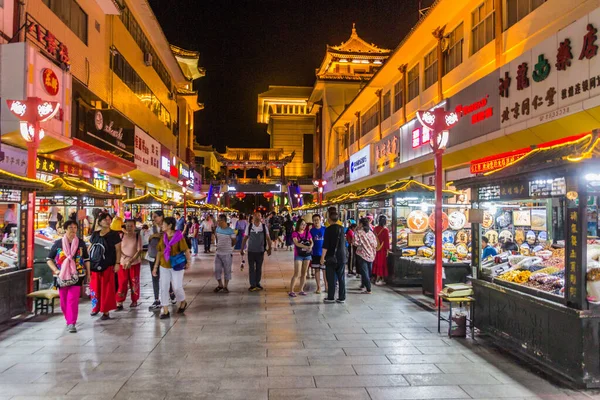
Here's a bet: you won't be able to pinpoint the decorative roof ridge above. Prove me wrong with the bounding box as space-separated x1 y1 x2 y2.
170 45 199 59
329 23 391 54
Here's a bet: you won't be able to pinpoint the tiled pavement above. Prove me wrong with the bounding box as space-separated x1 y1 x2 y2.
0 249 597 399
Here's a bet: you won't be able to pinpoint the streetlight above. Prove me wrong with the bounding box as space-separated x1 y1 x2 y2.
313 179 327 204
416 107 459 307
178 179 190 217
6 97 60 290
214 192 223 207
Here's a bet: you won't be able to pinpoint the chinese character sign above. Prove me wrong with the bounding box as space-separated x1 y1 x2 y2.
499 13 600 129
134 126 160 176
26 16 70 67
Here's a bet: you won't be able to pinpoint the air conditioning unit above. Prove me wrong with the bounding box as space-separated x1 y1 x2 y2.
144 52 153 66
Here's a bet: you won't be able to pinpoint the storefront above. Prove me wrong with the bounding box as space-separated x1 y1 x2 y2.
0 168 52 324
454 131 600 388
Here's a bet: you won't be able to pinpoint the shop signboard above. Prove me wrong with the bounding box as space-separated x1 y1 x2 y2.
59 162 92 179
477 180 528 201
170 156 178 179
447 71 501 146
178 160 191 181
372 131 400 173
193 171 202 193
0 145 27 176
499 9 600 129
334 163 347 187
160 145 171 178
36 155 59 174
86 109 134 162
344 160 350 184
134 126 160 176
349 145 371 182
25 14 70 67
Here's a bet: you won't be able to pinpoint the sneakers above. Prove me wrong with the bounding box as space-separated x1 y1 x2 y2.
256 285 264 291
159 312 170 319
249 286 259 292
170 293 177 305
222 288 229 293
67 324 77 333
336 299 346 304
100 314 111 321
323 298 336 303
148 301 161 311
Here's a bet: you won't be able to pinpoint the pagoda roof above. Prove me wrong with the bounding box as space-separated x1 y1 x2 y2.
258 86 313 100
216 147 295 167
328 24 391 55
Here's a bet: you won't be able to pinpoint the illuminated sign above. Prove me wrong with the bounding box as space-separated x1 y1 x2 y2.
470 149 529 174
349 145 371 181
373 132 400 172
41 68 59 96
455 95 493 124
170 156 178 178
160 145 171 178
25 14 70 67
411 127 431 149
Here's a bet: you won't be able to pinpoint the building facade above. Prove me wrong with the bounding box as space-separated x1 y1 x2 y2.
0 0 204 199
320 0 600 198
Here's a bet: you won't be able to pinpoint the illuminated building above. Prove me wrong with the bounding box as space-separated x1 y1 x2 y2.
321 0 600 197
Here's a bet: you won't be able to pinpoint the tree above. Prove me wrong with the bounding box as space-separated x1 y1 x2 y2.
203 168 216 181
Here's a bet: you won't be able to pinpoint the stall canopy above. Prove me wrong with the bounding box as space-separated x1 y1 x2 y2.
123 193 169 205
294 179 460 211
174 200 219 211
454 131 600 189
0 168 52 191
38 176 124 199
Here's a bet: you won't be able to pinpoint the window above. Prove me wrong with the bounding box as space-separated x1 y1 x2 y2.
111 50 172 129
349 124 355 144
471 0 495 54
42 0 88 44
505 0 546 29
195 157 205 166
343 132 349 150
361 103 379 135
303 134 314 163
407 65 420 102
444 23 464 75
423 49 438 90
394 80 403 112
119 4 172 91
383 91 391 120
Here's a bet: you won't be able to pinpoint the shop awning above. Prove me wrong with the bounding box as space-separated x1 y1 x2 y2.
48 138 136 176
2 129 72 154
454 131 600 189
123 193 169 205
174 200 218 211
129 169 182 192
37 176 125 199
0 169 52 191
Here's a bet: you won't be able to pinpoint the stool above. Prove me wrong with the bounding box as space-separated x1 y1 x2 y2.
437 295 475 338
27 289 59 315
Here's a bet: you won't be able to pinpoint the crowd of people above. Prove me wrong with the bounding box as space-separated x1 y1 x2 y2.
45 206 392 332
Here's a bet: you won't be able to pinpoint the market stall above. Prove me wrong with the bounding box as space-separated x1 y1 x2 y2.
34 176 124 288
123 193 170 225
454 131 600 388
0 169 52 324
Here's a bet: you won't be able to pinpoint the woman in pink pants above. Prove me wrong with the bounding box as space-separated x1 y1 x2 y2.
46 220 91 333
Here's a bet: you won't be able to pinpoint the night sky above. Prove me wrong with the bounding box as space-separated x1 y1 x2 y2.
149 0 435 153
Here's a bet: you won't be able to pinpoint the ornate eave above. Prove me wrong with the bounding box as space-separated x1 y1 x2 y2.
329 24 391 54
327 50 390 59
215 148 296 168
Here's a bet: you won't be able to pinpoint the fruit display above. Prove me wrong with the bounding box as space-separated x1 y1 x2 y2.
498 270 531 283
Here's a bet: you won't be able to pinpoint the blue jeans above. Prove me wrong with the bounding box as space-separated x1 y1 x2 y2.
191 237 198 255
356 255 372 292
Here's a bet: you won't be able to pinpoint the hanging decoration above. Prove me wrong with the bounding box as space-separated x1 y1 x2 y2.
263 192 274 199
235 192 246 200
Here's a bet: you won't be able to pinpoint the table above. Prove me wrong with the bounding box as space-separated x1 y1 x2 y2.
437 295 475 338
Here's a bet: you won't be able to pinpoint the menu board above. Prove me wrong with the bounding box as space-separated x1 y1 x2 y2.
529 177 566 198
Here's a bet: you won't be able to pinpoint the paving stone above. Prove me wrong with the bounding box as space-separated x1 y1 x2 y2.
367 385 470 399
268 388 370 400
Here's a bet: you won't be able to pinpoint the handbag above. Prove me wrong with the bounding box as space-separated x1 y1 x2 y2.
55 273 80 288
170 252 187 271
325 227 343 266
296 231 311 257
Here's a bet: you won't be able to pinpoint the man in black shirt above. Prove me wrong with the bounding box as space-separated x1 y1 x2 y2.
320 209 347 303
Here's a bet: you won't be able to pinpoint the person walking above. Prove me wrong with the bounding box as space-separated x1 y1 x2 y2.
241 211 272 291
116 219 142 309
46 220 90 333
373 215 390 285
289 219 312 297
234 214 248 270
320 210 347 303
309 214 327 294
153 216 191 319
175 212 185 232
202 215 215 253
189 217 200 256
354 217 377 294
146 211 175 310
48 201 59 230
213 214 236 293
183 215 193 248
283 215 294 251
88 212 122 320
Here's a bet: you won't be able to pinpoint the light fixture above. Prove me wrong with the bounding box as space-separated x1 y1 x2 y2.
586 173 600 181
339 58 348 63
373 60 382 65
420 204 429 211
352 59 361 63
361 60 369 64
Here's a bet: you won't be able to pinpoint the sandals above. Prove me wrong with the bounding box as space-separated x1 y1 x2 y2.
288 292 297 297
299 291 307 296
222 288 229 293
177 301 188 314
160 312 170 319
214 286 223 293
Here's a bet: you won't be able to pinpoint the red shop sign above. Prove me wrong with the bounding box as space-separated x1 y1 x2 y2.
42 68 59 96
455 95 493 125
25 14 70 67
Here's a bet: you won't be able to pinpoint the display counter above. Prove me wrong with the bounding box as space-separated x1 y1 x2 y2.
387 254 470 291
454 131 600 388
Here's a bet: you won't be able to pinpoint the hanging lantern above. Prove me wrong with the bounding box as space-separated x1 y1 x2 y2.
235 192 246 200
263 192 274 199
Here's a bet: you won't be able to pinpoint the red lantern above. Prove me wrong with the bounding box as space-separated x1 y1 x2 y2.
263 192 274 199
235 192 246 200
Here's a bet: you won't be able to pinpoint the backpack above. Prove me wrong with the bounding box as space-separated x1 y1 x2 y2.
89 232 108 272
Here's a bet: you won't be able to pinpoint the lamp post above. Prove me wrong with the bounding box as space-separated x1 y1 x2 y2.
416 107 459 307
313 179 327 204
6 97 60 292
214 192 223 208
178 179 190 217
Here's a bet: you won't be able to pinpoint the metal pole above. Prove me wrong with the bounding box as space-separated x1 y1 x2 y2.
183 190 187 217
434 149 443 307
26 122 40 299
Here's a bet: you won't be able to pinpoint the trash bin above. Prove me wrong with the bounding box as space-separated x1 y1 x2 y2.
451 313 467 337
